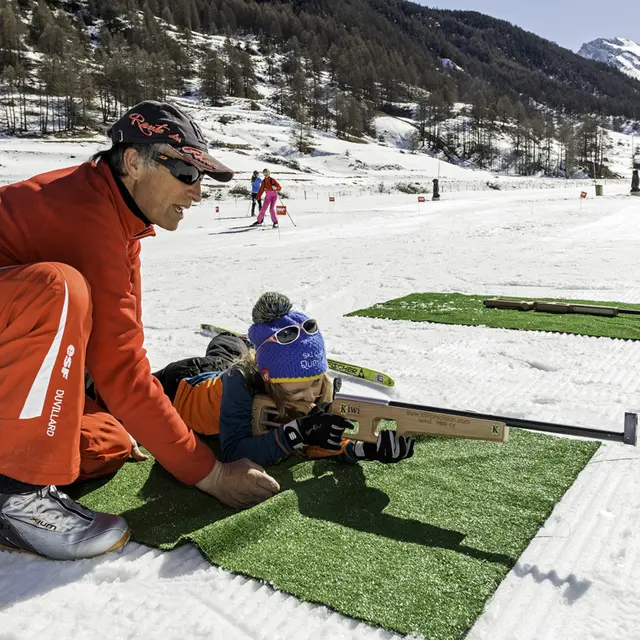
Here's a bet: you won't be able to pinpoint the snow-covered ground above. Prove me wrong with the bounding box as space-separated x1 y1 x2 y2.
1 139 640 640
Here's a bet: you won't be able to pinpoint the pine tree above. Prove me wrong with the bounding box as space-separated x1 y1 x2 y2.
161 6 174 25
557 120 576 177
238 50 256 99
201 49 226 105
542 115 556 175
290 110 314 153
346 97 364 138
334 90 349 138
0 4 25 69
190 2 200 33
29 1 54 46
287 66 307 119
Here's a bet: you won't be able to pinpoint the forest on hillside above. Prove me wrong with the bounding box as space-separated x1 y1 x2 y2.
0 0 637 177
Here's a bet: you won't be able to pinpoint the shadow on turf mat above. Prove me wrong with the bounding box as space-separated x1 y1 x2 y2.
72 455 514 567
287 460 515 567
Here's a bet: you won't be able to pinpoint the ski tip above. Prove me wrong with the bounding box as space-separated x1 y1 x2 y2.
200 324 248 339
327 359 395 387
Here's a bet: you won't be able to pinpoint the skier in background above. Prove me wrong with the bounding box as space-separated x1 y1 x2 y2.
251 168 281 228
250 170 262 216
153 292 415 468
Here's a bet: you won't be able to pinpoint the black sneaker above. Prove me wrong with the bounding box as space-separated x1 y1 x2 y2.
272 222 279 228
250 220 263 227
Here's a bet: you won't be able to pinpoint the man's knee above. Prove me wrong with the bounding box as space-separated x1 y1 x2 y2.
79 400 132 480
46 263 92 313
11 262 93 324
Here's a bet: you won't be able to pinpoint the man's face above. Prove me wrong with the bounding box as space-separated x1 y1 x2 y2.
125 147 202 231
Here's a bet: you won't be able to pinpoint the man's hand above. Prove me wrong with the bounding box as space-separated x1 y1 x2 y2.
195 458 280 509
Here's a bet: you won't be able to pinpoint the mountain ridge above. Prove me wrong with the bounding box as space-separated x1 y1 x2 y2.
578 37 640 83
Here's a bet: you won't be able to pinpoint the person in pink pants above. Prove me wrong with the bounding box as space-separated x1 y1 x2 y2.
252 168 282 227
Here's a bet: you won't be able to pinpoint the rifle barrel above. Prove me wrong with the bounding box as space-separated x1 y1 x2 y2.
333 394 637 446
390 400 636 445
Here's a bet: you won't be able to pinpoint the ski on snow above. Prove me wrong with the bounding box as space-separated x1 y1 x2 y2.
199 323 395 387
228 223 277 231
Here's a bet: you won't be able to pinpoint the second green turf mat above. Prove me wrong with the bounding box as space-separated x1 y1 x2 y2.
347 292 640 340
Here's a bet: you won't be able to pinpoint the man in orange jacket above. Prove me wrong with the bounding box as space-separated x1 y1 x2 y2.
0 101 280 561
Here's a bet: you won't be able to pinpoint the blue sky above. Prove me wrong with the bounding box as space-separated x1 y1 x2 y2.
413 1 639 52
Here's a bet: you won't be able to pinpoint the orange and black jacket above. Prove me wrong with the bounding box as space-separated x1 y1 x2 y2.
157 358 359 468
256 176 281 200
0 161 215 484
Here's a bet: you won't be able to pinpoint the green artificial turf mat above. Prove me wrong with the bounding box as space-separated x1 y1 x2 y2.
347 293 640 340
70 431 599 639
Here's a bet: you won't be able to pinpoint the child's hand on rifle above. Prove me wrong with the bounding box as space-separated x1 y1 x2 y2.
282 403 354 452
354 431 415 464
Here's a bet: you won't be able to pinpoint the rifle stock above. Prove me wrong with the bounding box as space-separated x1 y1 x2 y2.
252 394 508 443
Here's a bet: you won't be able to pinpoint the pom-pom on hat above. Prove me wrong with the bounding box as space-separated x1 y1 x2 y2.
248 292 327 383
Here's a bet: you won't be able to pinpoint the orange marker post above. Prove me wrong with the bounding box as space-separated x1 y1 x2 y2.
579 190 587 214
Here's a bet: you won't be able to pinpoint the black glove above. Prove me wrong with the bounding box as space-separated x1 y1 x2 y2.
354 431 415 463
282 406 353 452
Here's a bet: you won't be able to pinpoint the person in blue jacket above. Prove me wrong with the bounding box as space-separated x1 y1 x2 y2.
153 292 415 468
250 170 262 216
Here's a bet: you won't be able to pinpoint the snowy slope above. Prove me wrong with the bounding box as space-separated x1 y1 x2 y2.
1 139 640 640
578 37 640 82
169 97 489 189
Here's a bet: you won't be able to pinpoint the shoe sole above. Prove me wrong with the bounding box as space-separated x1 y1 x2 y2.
0 527 131 560
106 527 131 554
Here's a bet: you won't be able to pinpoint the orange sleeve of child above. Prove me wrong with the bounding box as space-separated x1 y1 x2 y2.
172 375 224 435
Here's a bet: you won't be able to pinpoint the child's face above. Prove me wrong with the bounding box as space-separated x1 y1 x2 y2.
280 377 323 403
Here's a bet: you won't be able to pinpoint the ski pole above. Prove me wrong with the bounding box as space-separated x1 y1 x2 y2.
278 194 296 227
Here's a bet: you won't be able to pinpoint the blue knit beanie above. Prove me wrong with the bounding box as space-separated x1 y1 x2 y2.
247 292 328 383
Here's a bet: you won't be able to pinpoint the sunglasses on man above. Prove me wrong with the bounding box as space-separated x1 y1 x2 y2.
154 154 203 185
255 319 319 355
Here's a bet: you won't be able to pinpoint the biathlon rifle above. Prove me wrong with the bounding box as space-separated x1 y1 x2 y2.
484 298 640 318
252 393 637 446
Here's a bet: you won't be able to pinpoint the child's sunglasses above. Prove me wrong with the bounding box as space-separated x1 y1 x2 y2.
154 154 204 185
256 319 319 354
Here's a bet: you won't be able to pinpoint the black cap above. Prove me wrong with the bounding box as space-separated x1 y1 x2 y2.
107 101 234 183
